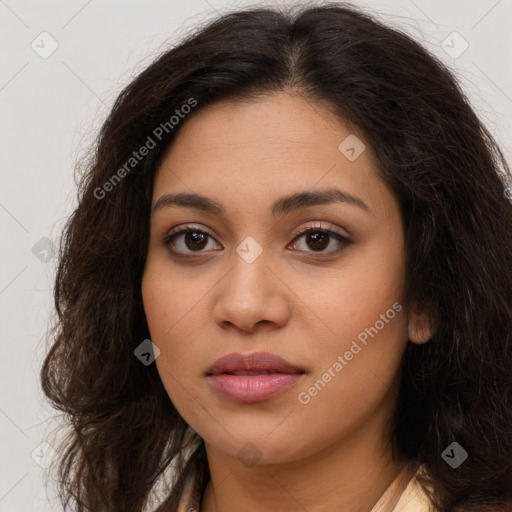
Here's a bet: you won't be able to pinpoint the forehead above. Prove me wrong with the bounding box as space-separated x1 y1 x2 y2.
152 92 395 220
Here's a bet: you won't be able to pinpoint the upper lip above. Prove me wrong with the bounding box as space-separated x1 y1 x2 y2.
207 352 305 376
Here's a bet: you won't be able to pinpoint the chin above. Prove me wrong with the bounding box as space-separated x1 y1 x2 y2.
200 425 318 466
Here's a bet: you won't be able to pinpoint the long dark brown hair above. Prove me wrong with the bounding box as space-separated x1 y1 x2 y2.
41 2 512 511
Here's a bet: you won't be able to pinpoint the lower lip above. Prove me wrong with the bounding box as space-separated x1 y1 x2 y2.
208 373 304 403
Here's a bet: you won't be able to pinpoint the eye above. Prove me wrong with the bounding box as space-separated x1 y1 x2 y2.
288 222 352 256
162 225 221 255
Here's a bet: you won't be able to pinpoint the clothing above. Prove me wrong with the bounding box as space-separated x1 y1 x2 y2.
176 460 435 512
367 464 435 512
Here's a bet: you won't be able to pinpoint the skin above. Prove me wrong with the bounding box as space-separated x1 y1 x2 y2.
141 90 431 512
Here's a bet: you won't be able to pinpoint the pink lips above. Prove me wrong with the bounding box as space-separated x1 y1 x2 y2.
207 352 305 403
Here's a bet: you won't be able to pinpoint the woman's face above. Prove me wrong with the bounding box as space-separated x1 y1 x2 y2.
142 91 424 465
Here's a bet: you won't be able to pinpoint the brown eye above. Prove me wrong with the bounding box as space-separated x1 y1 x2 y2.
183 231 209 251
289 227 352 255
304 231 330 251
163 227 220 254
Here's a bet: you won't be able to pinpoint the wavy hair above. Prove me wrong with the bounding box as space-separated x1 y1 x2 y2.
41 2 512 511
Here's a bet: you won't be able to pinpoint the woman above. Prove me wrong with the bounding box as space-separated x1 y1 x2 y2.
41 2 512 511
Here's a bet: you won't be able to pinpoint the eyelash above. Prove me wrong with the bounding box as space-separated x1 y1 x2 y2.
161 222 353 258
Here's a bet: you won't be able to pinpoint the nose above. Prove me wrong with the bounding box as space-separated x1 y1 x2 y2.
213 249 291 334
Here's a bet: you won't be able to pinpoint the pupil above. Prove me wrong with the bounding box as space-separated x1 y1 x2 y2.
308 232 328 251
186 232 208 250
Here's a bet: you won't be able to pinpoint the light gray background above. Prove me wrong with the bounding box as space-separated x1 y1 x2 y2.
1 1 511 510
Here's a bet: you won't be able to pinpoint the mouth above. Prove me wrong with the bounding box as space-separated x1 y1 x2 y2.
207 351 305 376
220 370 292 376
206 352 306 403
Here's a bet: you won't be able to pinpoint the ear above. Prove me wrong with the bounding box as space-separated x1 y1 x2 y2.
407 302 433 344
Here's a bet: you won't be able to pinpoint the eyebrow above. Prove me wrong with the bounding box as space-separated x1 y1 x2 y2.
152 188 374 217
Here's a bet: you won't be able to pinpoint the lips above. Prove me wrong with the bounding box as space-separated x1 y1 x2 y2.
207 352 305 376
207 352 305 403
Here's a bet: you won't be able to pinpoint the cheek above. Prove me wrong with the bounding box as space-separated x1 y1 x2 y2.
347 230 406 329
141 268 199 420
141 263 187 377
293 233 406 349
141 259 211 394
141 257 206 342
291 232 408 409
293 286 407 449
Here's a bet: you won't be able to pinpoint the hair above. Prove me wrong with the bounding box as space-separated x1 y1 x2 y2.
41 2 512 511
